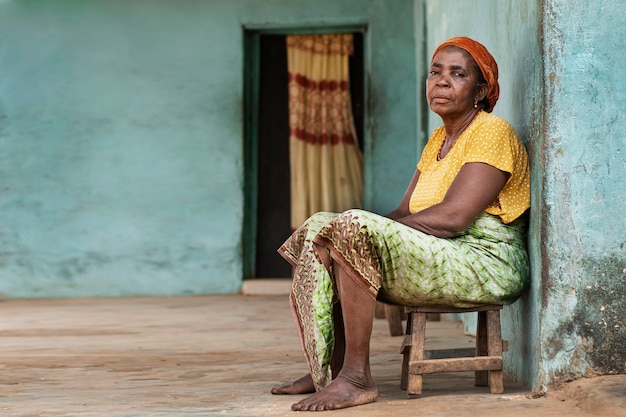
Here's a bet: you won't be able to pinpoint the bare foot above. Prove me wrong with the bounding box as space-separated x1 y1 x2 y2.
290 372 378 411
271 374 315 395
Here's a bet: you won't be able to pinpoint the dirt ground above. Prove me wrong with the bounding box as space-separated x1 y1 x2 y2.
0 294 624 417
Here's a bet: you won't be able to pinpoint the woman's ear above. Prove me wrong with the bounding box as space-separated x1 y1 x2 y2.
475 83 488 103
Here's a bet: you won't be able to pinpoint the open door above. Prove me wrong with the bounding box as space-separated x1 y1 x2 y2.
243 30 365 279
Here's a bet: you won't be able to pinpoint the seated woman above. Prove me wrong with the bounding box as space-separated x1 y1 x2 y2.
272 36 530 412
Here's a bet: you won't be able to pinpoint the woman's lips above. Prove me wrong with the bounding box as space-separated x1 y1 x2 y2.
432 95 451 103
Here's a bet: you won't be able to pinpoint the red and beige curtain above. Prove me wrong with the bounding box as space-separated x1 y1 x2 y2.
286 34 364 230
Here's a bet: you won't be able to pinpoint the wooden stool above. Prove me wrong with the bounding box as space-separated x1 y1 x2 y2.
378 302 441 337
400 305 508 396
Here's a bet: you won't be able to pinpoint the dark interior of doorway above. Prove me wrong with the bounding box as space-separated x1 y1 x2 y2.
255 32 364 278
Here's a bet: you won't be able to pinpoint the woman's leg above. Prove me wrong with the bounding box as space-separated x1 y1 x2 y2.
290 264 378 411
271 302 346 395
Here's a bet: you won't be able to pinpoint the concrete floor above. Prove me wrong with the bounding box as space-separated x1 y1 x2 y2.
0 294 624 417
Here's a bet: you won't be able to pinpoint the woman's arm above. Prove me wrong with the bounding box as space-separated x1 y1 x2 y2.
385 169 421 220
396 162 508 238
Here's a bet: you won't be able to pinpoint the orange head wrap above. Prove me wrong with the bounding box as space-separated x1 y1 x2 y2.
432 37 500 113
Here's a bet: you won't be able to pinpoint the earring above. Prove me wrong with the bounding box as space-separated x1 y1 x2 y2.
474 101 478 108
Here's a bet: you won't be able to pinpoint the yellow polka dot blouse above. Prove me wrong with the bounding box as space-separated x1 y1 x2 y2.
409 111 530 224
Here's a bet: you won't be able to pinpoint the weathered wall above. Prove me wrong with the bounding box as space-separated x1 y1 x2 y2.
540 0 626 386
0 1 240 296
0 0 418 297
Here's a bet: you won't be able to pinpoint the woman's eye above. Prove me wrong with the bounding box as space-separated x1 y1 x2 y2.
429 70 439 76
452 72 464 77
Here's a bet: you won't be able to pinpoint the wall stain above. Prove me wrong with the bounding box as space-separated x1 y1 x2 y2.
545 254 626 386
58 252 112 281
575 256 626 373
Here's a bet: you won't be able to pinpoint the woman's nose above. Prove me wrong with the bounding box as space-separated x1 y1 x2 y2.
435 74 449 87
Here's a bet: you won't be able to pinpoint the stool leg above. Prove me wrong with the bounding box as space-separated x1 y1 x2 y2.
385 304 405 336
475 311 488 386
407 312 426 395
400 312 412 390
487 310 504 394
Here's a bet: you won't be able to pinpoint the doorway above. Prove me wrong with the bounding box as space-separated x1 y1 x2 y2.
243 30 365 279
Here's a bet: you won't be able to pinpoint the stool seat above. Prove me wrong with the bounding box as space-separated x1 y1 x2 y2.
400 304 507 396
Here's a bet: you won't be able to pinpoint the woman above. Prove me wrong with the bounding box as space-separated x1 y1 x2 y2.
272 37 530 411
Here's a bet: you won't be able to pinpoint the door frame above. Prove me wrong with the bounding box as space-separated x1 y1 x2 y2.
242 24 370 279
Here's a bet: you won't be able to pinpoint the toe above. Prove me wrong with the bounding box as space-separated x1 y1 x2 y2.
291 401 305 411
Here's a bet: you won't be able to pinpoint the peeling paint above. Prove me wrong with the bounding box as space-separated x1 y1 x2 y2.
574 258 626 374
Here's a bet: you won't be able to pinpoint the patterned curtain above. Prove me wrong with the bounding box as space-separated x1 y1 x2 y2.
286 34 364 230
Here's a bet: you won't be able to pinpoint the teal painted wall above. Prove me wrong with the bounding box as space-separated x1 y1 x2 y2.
0 0 418 297
423 0 542 389
540 0 626 387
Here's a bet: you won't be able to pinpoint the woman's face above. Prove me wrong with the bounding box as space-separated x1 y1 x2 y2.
426 46 485 118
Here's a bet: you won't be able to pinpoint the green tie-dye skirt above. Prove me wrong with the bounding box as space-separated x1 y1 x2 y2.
278 209 528 390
